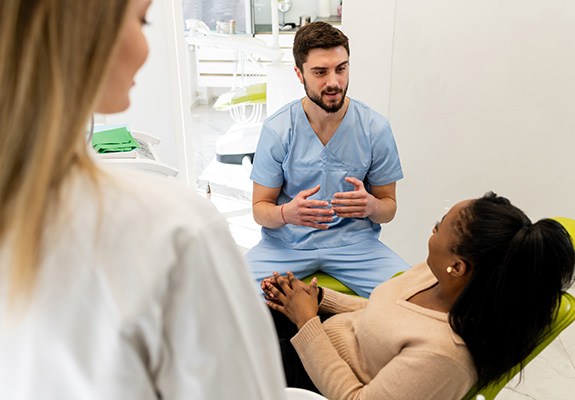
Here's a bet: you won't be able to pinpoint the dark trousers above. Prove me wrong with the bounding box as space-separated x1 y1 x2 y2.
270 309 332 394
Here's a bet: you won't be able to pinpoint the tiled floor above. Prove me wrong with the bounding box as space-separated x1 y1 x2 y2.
192 103 575 400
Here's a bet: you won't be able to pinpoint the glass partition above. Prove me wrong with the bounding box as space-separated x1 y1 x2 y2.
182 0 251 34
251 0 340 34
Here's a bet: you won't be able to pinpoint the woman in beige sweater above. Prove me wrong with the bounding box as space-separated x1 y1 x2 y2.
263 192 575 400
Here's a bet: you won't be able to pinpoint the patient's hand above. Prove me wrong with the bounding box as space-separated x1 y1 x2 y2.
263 272 319 329
261 272 315 298
261 274 285 304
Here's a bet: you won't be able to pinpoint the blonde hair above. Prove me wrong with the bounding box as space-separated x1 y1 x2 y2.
0 0 129 301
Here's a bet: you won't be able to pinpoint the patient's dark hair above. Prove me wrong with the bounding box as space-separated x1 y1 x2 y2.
449 192 574 389
292 21 349 72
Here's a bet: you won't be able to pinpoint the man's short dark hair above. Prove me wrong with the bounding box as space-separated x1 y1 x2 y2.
292 21 350 71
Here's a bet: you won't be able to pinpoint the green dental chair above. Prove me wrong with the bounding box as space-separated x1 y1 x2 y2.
302 217 575 400
301 272 358 297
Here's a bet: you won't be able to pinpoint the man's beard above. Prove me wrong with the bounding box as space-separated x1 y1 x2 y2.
304 79 348 113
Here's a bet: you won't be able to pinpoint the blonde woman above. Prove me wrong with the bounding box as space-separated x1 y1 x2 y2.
0 1 285 399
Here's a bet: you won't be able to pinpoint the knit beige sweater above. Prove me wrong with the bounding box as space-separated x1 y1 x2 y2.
291 263 477 400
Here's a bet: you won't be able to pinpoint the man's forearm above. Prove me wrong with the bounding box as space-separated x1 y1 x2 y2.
368 197 397 224
253 201 286 229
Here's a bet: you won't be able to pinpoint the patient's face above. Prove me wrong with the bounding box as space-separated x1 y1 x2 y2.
426 200 472 275
96 0 151 114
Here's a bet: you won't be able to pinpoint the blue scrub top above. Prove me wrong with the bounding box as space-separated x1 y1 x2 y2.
250 98 403 249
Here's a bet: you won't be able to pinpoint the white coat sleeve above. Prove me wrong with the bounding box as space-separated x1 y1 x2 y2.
155 213 287 399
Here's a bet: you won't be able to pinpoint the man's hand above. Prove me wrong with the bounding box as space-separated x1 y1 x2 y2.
330 177 375 219
282 185 334 229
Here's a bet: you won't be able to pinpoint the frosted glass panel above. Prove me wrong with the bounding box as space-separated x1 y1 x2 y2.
182 0 247 33
251 0 339 32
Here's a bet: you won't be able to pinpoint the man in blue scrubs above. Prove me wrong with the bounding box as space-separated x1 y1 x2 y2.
246 22 408 297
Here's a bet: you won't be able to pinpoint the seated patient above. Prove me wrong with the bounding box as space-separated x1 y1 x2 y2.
263 192 575 400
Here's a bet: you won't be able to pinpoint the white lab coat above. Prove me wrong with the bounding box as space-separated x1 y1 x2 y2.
0 163 286 400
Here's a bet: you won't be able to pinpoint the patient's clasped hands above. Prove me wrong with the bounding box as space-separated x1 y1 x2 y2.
262 272 320 329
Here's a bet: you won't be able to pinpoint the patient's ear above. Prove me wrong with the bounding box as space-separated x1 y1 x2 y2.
451 259 470 277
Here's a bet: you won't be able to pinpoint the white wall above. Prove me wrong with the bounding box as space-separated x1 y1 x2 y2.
105 1 195 185
342 0 396 115
344 0 575 264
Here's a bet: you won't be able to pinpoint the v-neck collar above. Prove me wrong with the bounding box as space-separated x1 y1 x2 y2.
298 99 351 149
397 269 446 320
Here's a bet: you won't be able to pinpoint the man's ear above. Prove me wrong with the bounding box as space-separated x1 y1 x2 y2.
294 66 304 84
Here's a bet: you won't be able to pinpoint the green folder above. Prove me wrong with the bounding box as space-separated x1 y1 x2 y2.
92 127 140 153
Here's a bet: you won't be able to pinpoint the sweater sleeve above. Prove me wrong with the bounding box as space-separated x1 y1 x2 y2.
291 318 475 400
319 288 369 314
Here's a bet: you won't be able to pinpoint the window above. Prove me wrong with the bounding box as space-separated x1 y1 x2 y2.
181 0 250 34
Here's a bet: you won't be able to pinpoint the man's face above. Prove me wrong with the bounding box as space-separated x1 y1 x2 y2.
296 46 349 113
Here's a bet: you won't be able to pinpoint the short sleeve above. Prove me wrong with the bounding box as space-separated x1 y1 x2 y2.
250 123 286 188
366 119 403 187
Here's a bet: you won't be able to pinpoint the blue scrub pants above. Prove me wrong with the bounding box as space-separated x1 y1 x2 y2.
245 237 409 298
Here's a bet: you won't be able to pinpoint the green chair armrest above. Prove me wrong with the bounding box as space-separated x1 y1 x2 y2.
301 272 358 297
